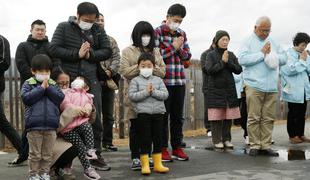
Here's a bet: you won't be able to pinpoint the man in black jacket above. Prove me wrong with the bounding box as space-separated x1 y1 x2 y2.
49 2 112 171
10 19 60 166
0 35 23 163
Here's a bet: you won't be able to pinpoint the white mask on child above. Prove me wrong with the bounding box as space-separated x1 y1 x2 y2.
168 21 180 31
140 68 153 78
71 79 85 89
141 35 151 47
35 74 50 82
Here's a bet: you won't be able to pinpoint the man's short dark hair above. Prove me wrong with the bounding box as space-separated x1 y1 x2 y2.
31 54 52 71
167 3 186 18
31 19 46 29
138 52 156 66
77 2 99 18
293 32 310 46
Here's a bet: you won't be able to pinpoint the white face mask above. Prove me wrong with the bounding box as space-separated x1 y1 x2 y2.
168 21 180 31
140 68 153 78
79 20 93 31
141 35 151 47
35 74 50 82
71 79 85 89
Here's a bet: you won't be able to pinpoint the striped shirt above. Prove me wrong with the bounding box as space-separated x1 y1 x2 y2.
155 22 192 86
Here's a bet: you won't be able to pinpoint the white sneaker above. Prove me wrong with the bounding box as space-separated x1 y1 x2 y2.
84 167 101 180
29 174 41 180
86 149 98 160
244 136 250 145
214 142 224 149
40 173 50 180
207 131 212 137
224 141 234 148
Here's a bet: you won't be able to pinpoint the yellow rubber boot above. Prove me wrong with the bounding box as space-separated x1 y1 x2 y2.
152 153 169 173
140 154 151 175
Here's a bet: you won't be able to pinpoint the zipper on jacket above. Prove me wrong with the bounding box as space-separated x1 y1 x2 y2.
44 97 47 128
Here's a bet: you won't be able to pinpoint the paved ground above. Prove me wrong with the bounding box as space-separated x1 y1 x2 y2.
0 121 310 180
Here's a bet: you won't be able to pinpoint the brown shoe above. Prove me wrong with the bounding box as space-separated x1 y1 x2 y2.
289 136 303 144
300 136 310 143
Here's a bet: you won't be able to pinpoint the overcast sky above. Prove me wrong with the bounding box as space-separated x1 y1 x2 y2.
1 0 309 59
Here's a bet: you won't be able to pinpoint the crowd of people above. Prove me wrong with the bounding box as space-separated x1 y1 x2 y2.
0 1 309 180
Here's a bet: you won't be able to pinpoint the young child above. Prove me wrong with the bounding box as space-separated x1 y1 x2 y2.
128 52 169 175
59 76 101 180
21 54 65 180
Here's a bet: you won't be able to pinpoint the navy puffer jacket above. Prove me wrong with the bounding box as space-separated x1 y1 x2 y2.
21 77 65 132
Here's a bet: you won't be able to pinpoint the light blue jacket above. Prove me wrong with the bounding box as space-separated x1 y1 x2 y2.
233 73 244 99
280 48 310 103
238 33 287 92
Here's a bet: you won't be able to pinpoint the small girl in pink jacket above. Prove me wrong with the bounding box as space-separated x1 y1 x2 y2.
60 76 101 180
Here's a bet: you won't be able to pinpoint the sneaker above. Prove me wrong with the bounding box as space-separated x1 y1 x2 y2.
289 136 303 144
244 136 250 145
84 167 101 180
90 155 111 171
131 158 141 171
224 141 234 148
172 148 189 161
8 156 27 166
260 149 279 157
102 144 118 152
40 173 50 180
249 149 259 156
161 148 173 162
207 130 212 137
300 136 310 143
214 142 224 149
86 149 98 160
29 174 41 180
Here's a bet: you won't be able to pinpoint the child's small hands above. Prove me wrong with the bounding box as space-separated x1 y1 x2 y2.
41 80 49 89
147 83 154 94
83 104 92 116
76 107 85 117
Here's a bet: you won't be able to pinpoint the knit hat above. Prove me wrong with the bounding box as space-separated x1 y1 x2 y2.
214 30 230 45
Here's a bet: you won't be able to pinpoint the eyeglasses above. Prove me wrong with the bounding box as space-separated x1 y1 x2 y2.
57 81 69 88
258 29 271 34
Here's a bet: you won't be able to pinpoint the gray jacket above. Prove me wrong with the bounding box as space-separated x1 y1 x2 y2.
128 75 168 115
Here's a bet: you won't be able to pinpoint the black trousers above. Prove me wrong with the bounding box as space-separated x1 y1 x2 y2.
137 113 163 155
89 80 103 151
0 93 22 155
51 146 78 170
129 118 140 159
287 102 307 138
163 85 185 149
101 87 115 145
237 97 248 138
203 93 210 129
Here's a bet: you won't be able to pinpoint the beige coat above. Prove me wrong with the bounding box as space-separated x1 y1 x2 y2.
119 45 166 120
51 105 96 166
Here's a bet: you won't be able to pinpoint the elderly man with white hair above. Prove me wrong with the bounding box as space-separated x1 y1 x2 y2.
238 16 287 157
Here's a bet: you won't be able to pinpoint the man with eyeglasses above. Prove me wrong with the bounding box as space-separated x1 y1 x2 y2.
238 16 287 157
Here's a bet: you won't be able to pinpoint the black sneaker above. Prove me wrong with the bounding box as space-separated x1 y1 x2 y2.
131 158 141 171
249 149 259 157
260 149 279 157
8 156 27 166
102 144 118 152
90 155 111 171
